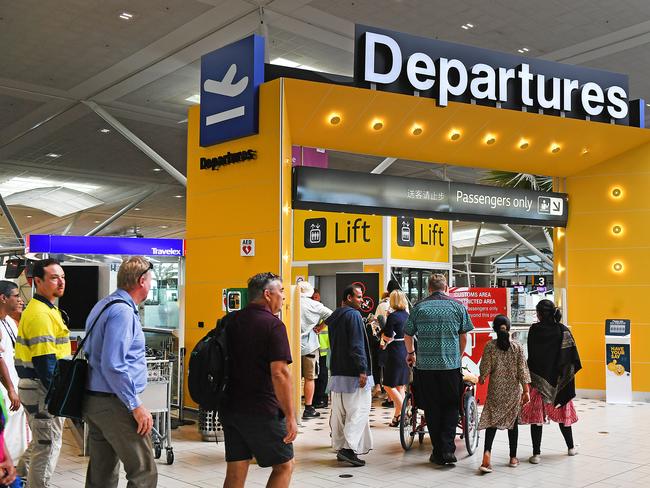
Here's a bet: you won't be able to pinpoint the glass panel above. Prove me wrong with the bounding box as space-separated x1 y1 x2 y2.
143 262 180 329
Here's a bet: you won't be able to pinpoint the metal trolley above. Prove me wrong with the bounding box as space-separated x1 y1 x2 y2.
141 359 175 464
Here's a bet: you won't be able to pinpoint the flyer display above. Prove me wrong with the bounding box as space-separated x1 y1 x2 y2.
605 319 632 404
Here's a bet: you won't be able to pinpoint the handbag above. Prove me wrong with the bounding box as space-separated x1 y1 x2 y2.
46 299 128 420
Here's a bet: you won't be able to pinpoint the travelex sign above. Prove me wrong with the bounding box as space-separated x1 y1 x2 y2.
293 167 569 227
26 235 185 257
355 25 640 126
200 35 264 147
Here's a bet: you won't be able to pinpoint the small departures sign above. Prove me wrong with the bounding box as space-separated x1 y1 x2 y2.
200 149 257 171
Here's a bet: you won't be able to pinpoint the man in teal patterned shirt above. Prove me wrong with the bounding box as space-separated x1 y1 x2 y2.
404 273 474 465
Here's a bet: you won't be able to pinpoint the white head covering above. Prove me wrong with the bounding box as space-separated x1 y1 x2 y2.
298 280 315 298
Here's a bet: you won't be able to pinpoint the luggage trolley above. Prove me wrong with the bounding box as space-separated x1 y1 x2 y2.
142 358 175 464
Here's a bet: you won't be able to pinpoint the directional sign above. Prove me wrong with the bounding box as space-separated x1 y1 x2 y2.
293 167 569 226
199 35 265 147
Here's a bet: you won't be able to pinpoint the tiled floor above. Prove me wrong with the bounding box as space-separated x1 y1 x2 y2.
51 398 650 487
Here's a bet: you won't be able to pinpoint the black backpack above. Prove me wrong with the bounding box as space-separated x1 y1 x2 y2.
188 311 237 410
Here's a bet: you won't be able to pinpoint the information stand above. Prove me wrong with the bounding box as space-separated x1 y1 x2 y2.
605 319 632 404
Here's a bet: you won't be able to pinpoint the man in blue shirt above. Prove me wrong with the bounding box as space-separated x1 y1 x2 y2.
404 273 474 466
82 256 156 488
326 284 373 467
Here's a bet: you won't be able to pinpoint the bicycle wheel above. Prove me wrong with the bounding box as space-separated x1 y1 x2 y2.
463 392 479 455
399 391 417 451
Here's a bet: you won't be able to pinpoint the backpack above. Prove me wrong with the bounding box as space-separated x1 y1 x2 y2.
188 311 237 410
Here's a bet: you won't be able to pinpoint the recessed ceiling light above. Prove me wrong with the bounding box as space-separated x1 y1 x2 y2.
94 220 101 223
371 119 384 131
518 139 529 150
328 113 342 125
46 153 61 158
174 195 183 198
160 225 169 229
153 168 162 172
26 215 32 218
119 12 134 20
99 128 111 133
134 207 141 211
449 129 461 141
484 134 496 145
411 124 423 136
550 143 561 153
185 94 200 104
461 23 475 30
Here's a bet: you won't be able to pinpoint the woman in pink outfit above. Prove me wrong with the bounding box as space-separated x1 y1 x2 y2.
520 299 582 464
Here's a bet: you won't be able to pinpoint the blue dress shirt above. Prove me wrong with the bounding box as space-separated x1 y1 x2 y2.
84 289 147 411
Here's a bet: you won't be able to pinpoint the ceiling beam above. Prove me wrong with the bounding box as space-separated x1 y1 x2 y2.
370 158 397 174
83 101 187 187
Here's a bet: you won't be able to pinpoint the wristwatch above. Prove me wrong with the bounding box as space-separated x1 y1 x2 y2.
407 351 415 355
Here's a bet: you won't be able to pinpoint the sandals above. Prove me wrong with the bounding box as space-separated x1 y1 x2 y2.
479 464 493 473
388 415 401 427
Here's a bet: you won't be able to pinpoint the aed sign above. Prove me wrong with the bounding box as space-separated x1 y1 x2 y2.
294 210 382 261
355 25 638 126
392 217 449 263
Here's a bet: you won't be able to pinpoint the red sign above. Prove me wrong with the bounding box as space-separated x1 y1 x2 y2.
449 287 508 328
449 287 508 404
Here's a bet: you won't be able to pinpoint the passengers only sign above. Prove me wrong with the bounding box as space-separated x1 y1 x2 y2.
292 167 568 227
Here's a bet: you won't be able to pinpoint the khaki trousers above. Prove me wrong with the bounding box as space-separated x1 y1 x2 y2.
17 378 64 488
82 394 157 488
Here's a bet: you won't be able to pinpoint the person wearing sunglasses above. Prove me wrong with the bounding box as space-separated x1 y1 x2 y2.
82 256 157 488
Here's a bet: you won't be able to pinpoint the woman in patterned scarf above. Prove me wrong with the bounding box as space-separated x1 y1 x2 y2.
520 299 582 464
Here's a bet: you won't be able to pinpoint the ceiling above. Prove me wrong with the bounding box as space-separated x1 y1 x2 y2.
3 0 650 267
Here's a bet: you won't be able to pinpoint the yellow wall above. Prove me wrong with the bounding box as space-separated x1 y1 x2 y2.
185 79 293 407
565 141 650 393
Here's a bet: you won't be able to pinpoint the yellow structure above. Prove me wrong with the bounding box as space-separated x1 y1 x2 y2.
186 75 650 404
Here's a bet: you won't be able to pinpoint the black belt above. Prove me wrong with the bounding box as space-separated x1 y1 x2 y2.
86 390 117 398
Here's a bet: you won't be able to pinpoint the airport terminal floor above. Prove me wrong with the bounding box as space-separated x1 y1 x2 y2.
53 398 650 488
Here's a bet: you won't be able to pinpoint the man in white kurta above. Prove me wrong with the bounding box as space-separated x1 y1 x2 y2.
324 284 373 467
0 280 30 475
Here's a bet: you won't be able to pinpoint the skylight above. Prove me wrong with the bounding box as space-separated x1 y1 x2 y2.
4 187 103 217
0 176 99 197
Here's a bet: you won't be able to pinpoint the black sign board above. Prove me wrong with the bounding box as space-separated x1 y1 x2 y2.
335 272 380 318
293 167 569 227
605 319 631 337
396 217 415 247
354 24 638 126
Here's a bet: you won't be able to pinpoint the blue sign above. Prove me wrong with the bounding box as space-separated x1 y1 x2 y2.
27 235 185 257
199 35 265 147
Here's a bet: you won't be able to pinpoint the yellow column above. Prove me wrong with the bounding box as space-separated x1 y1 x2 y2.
565 141 650 395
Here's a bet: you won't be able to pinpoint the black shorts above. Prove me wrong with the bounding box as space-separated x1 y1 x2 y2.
220 411 294 467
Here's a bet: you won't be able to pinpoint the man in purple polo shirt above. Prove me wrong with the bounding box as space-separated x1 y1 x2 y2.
83 256 156 488
220 272 296 488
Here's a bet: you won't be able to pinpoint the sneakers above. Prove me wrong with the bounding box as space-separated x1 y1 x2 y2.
479 464 493 473
302 406 321 419
429 452 445 465
337 448 365 466
568 447 578 456
313 400 328 409
529 454 541 464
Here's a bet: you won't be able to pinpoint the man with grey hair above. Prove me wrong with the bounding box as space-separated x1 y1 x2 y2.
404 273 474 466
220 272 296 488
82 256 156 488
298 280 332 419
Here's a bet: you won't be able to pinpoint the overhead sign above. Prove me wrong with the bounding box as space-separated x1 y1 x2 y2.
354 25 639 126
391 217 449 262
293 167 569 227
294 210 382 261
27 235 185 257
200 35 265 147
